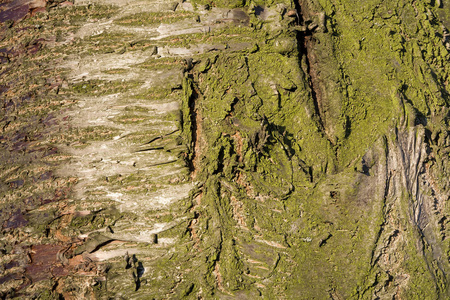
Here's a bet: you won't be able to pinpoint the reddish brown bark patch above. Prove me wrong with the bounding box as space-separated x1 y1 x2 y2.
25 244 65 283
0 0 47 23
2 209 28 230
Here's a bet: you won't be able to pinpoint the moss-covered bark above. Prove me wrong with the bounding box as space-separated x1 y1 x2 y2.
1 0 450 299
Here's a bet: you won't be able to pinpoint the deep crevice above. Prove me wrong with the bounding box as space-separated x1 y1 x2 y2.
294 1 333 145
182 74 199 175
190 83 202 176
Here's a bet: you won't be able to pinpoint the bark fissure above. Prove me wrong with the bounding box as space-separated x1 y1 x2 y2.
183 73 202 178
295 1 334 145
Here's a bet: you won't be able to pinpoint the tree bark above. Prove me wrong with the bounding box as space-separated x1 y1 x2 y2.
1 0 450 299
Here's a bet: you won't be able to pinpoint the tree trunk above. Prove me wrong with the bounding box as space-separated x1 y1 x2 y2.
1 0 450 298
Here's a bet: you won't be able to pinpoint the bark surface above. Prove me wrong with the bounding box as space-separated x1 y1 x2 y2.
1 0 450 299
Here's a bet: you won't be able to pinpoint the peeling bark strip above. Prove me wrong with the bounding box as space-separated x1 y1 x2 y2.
2 0 450 298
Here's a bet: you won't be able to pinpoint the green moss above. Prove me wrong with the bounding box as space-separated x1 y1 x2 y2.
133 86 179 100
21 4 119 28
113 113 148 124
191 0 247 8
156 26 261 48
71 79 142 95
167 1 450 296
115 11 197 26
103 68 129 74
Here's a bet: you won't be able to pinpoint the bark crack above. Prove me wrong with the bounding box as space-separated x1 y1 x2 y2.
295 0 335 145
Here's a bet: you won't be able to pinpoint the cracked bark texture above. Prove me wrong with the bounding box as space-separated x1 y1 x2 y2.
1 0 450 299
